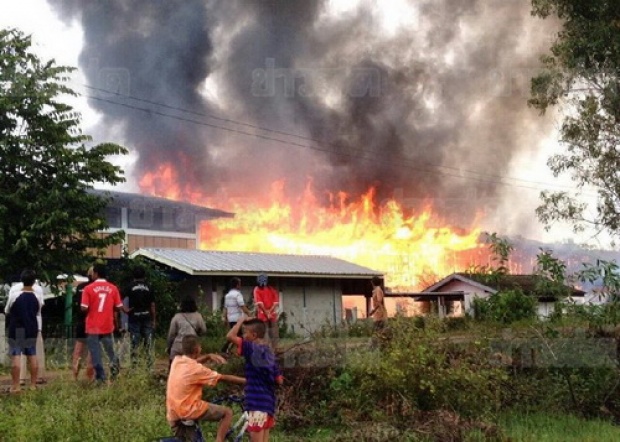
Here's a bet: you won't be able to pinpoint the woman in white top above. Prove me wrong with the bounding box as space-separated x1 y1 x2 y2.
221 277 251 353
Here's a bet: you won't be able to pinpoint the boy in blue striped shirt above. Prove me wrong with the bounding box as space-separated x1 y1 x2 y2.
227 316 283 441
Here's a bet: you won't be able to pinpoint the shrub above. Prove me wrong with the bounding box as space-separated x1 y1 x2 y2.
473 290 537 324
346 319 374 338
444 316 471 331
199 307 229 339
327 318 507 421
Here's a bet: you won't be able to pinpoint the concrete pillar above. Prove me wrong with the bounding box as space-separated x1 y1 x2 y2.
437 297 446 318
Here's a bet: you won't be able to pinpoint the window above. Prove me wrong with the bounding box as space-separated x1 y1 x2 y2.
104 206 122 228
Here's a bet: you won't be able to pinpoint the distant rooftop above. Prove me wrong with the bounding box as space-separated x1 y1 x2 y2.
423 272 586 297
89 188 234 219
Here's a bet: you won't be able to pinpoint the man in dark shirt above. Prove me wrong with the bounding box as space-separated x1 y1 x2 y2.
7 269 41 393
123 266 156 368
71 268 94 381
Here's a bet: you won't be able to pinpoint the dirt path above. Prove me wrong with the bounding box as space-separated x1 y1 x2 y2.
0 369 65 393
0 358 171 393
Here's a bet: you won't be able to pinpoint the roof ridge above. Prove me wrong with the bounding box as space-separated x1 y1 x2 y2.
147 247 342 259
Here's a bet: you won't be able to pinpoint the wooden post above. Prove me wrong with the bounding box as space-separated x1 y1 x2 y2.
0 313 6 366
65 284 73 339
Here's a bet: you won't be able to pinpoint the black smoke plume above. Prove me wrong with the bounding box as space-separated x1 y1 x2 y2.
48 0 554 227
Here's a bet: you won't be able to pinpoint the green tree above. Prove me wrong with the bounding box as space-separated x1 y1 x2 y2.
577 259 620 303
0 28 127 282
465 232 514 285
530 1 620 235
107 257 178 336
534 248 572 299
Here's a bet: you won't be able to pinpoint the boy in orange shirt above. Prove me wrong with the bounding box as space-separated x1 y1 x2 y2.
166 335 245 442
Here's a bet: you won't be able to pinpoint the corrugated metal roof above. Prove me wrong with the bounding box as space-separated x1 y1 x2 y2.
130 248 383 278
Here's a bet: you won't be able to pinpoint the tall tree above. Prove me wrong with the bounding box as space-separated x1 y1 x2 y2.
0 28 127 282
530 1 620 236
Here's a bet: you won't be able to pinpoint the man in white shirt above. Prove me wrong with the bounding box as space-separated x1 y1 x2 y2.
5 279 46 384
220 277 251 353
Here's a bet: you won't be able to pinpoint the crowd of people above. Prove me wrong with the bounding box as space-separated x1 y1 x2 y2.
5 266 288 441
6 265 386 441
5 263 158 388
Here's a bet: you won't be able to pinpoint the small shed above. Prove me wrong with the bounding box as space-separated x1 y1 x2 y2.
130 248 383 335
421 272 586 318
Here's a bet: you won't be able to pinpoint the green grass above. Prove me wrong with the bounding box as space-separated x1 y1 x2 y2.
3 368 620 442
0 372 170 442
3 330 620 441
500 411 620 442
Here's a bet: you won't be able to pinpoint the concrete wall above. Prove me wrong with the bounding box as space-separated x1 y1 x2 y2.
153 273 351 337
280 281 342 337
537 302 555 319
203 277 344 336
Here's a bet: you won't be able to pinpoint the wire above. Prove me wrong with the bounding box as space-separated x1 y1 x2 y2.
73 84 598 197
78 84 565 188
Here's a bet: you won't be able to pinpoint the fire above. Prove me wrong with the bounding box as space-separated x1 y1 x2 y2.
140 163 485 291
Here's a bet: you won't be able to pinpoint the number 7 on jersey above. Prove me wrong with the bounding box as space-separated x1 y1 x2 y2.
98 293 107 312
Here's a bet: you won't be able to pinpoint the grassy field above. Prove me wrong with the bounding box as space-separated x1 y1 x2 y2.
3 319 620 442
498 411 620 442
2 368 620 442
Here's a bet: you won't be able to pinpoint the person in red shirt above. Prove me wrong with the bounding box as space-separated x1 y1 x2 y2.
81 263 125 382
252 274 280 350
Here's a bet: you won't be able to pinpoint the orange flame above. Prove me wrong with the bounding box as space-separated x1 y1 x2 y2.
140 163 485 291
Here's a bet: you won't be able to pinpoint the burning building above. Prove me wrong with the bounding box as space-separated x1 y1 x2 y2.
49 1 566 295
91 189 233 258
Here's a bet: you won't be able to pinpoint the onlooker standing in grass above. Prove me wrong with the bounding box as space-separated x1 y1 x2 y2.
6 269 42 393
227 317 283 442
221 277 251 354
166 335 245 442
6 273 46 385
72 267 95 381
252 274 280 350
123 265 156 368
167 296 207 365
369 276 388 347
81 263 124 383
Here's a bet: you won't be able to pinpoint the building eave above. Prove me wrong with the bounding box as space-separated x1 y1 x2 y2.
423 273 498 294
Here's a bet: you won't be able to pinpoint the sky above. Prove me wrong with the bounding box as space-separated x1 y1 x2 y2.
0 0 610 249
1 2 90 121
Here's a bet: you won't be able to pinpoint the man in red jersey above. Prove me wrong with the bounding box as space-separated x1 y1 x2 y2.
81 263 125 382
